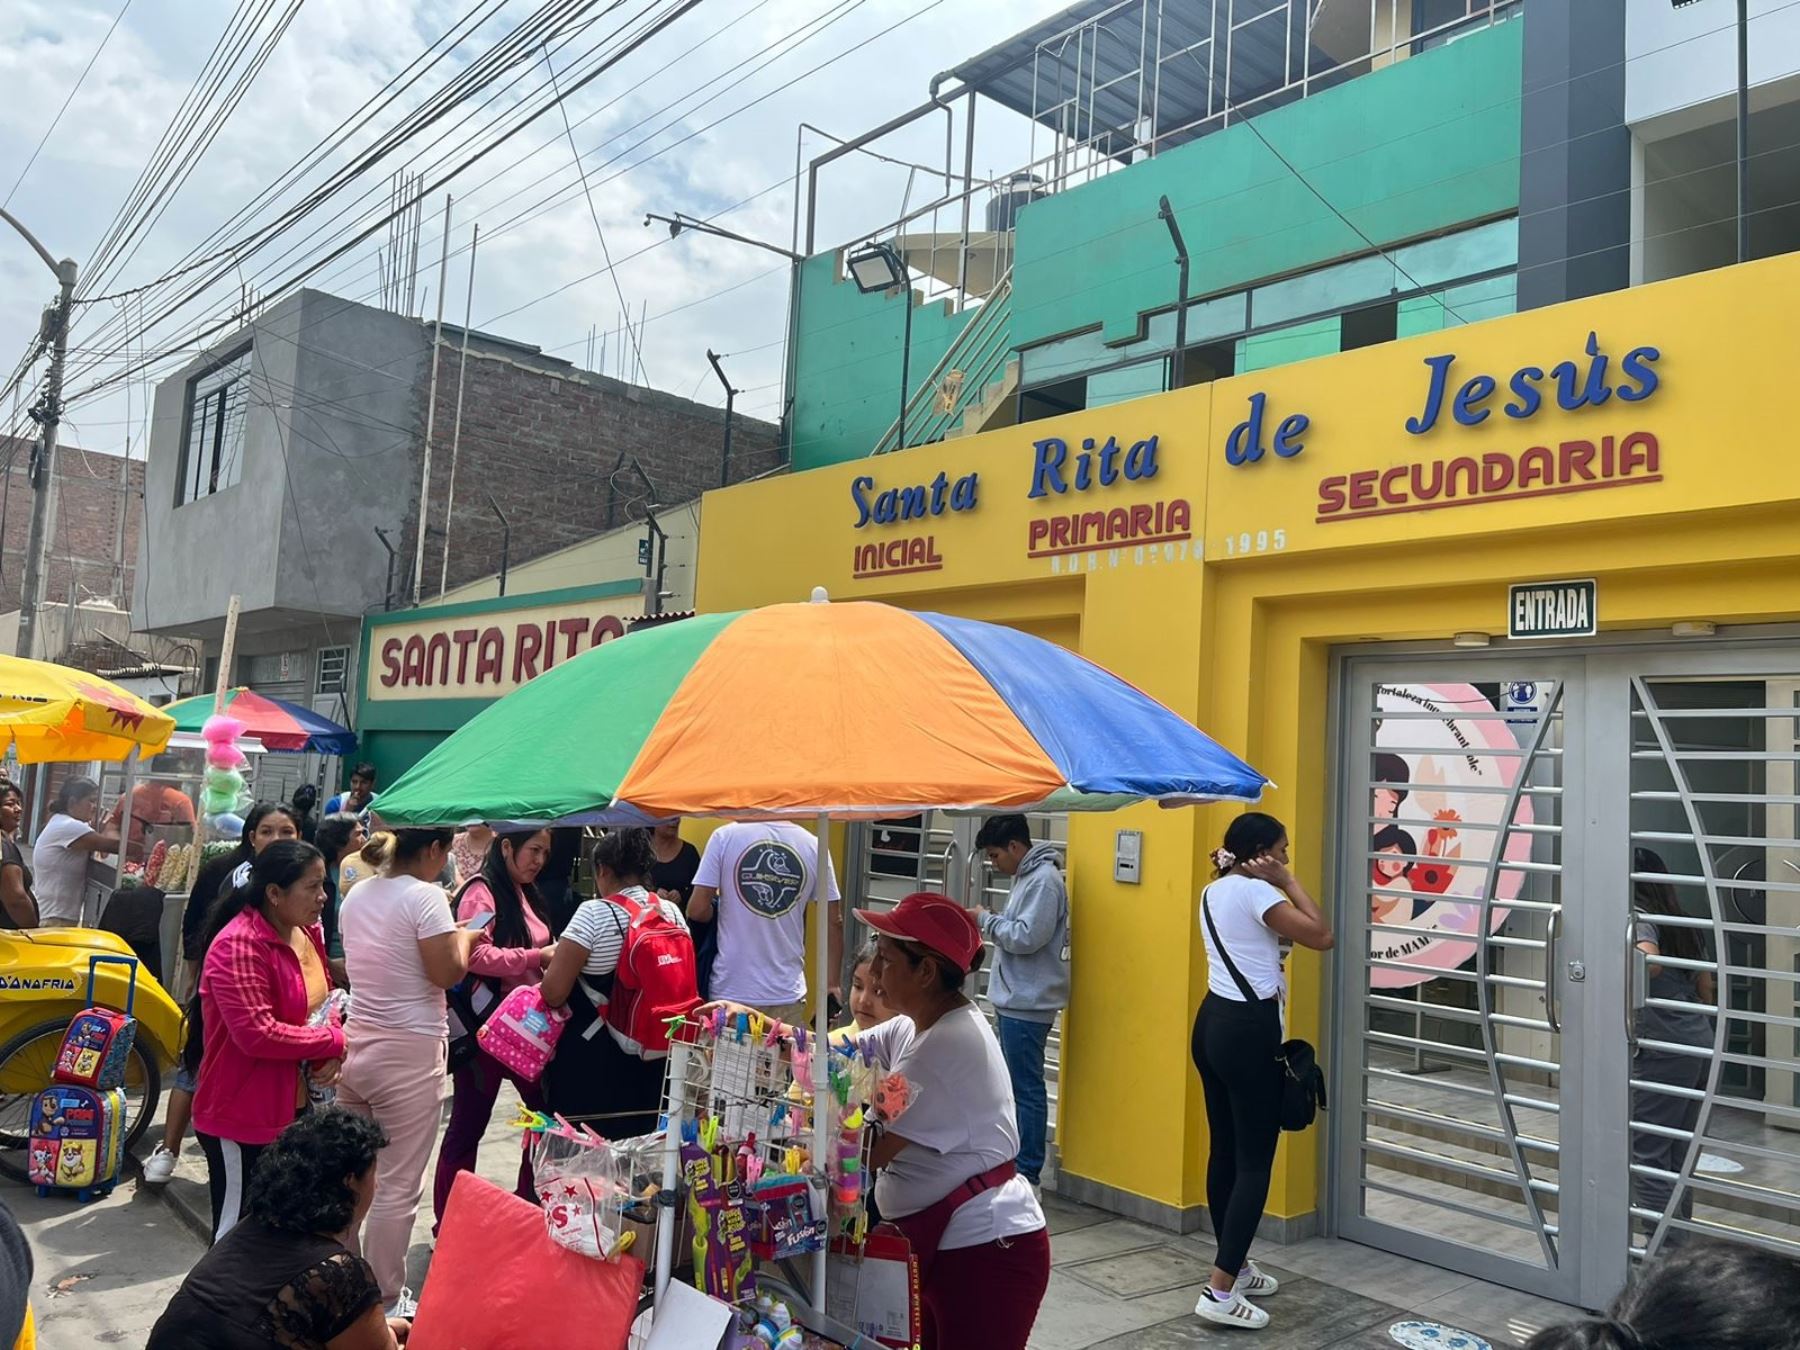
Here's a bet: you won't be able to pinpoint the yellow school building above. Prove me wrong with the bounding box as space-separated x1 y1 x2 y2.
695 254 1800 1306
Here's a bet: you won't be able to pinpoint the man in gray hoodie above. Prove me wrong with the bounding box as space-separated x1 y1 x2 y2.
974 814 1071 1189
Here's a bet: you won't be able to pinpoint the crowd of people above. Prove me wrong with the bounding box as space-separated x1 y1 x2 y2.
6 760 1785 1350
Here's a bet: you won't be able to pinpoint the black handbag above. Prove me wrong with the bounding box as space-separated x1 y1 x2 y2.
1203 895 1328 1132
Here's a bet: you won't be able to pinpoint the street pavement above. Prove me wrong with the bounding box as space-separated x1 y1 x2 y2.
8 1083 1580 1348
5 1172 202 1348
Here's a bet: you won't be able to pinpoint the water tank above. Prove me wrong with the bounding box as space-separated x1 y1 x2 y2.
986 173 1048 232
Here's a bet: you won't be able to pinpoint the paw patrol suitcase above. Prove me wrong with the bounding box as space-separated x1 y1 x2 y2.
28 1083 128 1201
52 955 140 1091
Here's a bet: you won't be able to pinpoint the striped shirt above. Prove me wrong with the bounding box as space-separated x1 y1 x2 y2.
562 887 688 980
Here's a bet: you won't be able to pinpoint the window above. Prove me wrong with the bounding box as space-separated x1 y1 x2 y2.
316 646 350 694
177 347 251 506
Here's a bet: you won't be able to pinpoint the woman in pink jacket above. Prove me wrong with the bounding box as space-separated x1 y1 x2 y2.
430 827 556 1223
189 840 343 1240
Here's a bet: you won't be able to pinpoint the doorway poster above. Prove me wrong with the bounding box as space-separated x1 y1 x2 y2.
1369 682 1535 989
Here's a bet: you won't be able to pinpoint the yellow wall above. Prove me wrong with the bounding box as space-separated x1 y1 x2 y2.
695 254 1800 1223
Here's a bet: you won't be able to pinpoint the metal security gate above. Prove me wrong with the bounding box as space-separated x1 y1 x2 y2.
1333 639 1800 1308
846 813 1068 1167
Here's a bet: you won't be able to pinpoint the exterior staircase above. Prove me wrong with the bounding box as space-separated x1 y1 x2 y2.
870 269 1014 455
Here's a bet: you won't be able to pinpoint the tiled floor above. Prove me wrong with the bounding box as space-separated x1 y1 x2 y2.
1029 1194 1581 1350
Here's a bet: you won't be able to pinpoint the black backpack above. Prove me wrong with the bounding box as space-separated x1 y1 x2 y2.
1203 894 1328 1133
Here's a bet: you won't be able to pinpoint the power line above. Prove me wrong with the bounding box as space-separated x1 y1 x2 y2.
543 40 648 383
3 0 135 209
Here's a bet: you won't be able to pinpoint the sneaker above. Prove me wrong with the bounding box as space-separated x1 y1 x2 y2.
1234 1260 1280 1298
141 1145 177 1186
388 1288 419 1320
1194 1288 1270 1329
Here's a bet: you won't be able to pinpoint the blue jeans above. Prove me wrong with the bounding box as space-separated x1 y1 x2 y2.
997 1014 1052 1185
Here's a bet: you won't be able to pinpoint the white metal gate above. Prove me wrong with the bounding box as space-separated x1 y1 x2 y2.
1333 639 1800 1308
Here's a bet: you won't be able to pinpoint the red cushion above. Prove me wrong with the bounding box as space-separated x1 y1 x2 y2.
409 1171 646 1350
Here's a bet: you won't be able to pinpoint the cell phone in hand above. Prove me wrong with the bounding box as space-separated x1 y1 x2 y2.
462 910 495 931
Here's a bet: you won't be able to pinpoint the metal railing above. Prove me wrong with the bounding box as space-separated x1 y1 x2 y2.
869 268 1013 456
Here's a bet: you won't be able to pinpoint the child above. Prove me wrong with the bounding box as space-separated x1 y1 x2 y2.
835 938 892 1042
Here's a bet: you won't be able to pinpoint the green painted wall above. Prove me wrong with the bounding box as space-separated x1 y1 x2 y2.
1012 21 1522 350
787 21 1523 470
789 254 978 470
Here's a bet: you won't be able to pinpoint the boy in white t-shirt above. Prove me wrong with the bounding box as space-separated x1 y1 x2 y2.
687 820 843 1022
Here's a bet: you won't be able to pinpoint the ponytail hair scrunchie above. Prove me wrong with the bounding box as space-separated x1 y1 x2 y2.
1212 847 1237 870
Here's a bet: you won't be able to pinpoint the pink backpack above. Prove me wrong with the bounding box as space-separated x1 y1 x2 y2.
476 985 571 1083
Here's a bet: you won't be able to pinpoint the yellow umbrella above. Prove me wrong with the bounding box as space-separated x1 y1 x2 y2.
0 654 176 764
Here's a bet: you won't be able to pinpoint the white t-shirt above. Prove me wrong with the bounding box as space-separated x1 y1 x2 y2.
32 814 97 926
1199 874 1286 1001
862 1004 1046 1251
562 886 689 979
695 822 841 1005
340 874 458 1034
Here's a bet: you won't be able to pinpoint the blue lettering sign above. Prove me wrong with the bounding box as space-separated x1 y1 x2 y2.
1030 434 1159 497
851 469 980 529
1406 332 1660 436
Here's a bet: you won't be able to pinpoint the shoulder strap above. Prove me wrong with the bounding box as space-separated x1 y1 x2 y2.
1203 887 1260 1003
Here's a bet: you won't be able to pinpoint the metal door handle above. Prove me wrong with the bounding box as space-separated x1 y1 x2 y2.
1626 916 1646 1054
1544 910 1561 1033
939 838 958 887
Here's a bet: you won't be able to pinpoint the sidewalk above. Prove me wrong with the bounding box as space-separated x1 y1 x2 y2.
143 1091 1578 1349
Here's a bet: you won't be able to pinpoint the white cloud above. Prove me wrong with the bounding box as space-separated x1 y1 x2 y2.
1 0 1065 446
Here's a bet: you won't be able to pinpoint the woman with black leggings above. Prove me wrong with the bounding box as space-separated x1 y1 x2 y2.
1191 812 1333 1331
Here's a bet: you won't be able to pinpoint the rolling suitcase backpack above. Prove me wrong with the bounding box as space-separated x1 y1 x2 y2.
28 1083 128 1201
30 955 138 1201
52 954 140 1091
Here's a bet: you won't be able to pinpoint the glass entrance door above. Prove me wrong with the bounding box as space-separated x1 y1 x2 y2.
1335 643 1800 1309
1592 652 1800 1295
1333 661 1587 1303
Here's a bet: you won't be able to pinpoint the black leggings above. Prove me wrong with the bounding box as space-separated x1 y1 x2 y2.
1191 993 1283 1277
195 1132 269 1242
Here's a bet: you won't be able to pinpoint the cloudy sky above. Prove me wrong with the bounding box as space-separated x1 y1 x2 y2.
0 0 1067 456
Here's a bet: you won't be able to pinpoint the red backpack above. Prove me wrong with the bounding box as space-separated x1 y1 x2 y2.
596 892 699 1059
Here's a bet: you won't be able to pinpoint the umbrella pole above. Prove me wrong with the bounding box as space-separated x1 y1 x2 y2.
113 747 139 905
811 809 832 1313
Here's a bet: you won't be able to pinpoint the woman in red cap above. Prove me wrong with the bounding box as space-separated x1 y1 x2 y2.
854 890 1051 1350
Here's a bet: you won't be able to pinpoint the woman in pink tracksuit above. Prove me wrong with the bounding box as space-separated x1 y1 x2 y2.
430 827 556 1224
189 841 343 1240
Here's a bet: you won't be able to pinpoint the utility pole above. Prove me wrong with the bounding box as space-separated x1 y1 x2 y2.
411 194 452 606
1 206 78 660
706 349 740 486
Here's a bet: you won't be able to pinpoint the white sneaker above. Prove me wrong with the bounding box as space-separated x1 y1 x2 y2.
141 1145 177 1186
1194 1288 1270 1329
1234 1259 1280 1298
388 1288 419 1319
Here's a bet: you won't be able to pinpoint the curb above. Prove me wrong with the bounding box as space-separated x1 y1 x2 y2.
127 1146 212 1245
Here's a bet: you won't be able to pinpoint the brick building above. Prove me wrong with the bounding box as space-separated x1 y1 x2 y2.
130 288 777 797
0 435 142 619
412 330 780 596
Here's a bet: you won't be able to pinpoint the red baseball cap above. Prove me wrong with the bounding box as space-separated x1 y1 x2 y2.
855 891 983 973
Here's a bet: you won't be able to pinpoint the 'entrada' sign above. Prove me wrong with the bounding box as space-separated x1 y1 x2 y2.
1509 580 1597 640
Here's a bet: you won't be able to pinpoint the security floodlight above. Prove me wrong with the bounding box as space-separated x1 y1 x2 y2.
847 242 906 293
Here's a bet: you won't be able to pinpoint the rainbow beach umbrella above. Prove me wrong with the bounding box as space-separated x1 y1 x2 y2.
375 595 1267 826
163 688 357 755
375 593 1266 1314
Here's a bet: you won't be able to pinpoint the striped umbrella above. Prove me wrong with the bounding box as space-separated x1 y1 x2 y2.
375 593 1266 1311
374 595 1266 826
163 688 357 755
